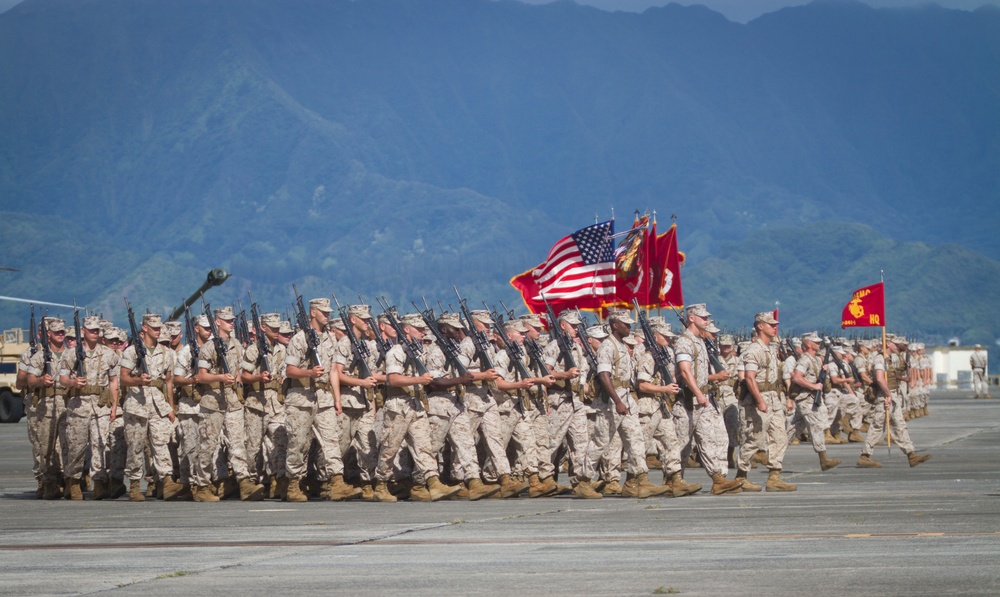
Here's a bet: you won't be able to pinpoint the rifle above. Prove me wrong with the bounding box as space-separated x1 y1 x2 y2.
454 287 496 374
235 299 249 347
292 285 322 368
375 297 428 376
73 302 86 379
39 312 52 377
540 293 576 370
667 303 719 412
571 310 607 402
500 300 550 378
633 299 674 385
248 292 271 375
813 342 833 408
202 298 230 377
411 299 468 376
29 304 37 356
487 303 536 411
360 294 391 366
333 293 375 407
124 297 149 376
184 305 200 374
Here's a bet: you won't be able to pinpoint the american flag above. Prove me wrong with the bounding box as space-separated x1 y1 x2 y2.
510 220 616 314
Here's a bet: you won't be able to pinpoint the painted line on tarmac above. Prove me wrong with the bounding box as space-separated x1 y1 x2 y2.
2 531 998 551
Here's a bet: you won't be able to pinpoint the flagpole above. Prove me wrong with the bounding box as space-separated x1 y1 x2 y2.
881 269 890 453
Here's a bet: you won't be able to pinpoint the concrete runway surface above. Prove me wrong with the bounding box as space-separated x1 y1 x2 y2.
0 390 997 596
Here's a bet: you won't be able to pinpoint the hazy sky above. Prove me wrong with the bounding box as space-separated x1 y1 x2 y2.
1 0 998 21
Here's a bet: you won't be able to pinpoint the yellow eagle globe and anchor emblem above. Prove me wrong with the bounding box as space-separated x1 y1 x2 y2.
848 297 865 319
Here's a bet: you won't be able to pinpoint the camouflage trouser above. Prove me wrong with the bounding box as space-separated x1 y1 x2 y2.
465 405 512 478
637 399 683 477
175 413 199 485
863 390 915 455
375 396 438 484
737 391 788 471
483 401 538 481
107 412 126 481
125 411 173 481
193 407 225 486
337 406 377 483
61 394 110 481
222 407 253 481
972 369 987 396
29 395 65 484
244 405 266 482
428 394 481 481
284 402 341 481
263 409 288 479
514 407 550 476
717 387 740 450
672 397 730 478
585 395 647 479
597 426 623 483
828 390 863 434
539 396 589 480
789 393 829 454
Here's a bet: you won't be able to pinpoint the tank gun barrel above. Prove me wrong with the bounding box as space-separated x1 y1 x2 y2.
167 268 231 322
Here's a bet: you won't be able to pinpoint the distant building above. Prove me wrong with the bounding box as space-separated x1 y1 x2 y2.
928 345 979 389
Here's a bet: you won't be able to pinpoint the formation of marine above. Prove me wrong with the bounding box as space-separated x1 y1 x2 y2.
14 291 934 502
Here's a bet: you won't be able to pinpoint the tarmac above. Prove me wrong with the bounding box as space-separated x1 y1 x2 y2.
0 389 997 596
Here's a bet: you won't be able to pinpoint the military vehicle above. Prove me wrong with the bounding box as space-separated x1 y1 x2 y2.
0 327 28 423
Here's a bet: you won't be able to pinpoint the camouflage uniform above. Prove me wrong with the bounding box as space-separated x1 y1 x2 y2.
332 332 379 484
788 351 830 454
263 336 288 483
241 340 269 483
58 338 119 483
458 335 511 479
586 334 648 479
283 328 343 483
718 351 741 452
21 342 67 489
673 329 730 478
635 347 683 477
488 347 540 479
538 339 590 481
173 342 201 487
194 332 249 487
375 340 438 484
120 340 175 483
739 338 788 471
862 352 915 455
424 342 481 483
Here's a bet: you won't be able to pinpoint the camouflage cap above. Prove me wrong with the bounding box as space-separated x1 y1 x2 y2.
504 320 529 334
705 321 721 334
791 337 802 347
376 313 391 325
686 303 711 318
718 334 735 345
402 313 428 330
831 345 846 354
623 334 638 346
99 319 113 334
348 304 372 319
330 318 346 331
81 316 102 330
586 324 609 339
278 321 293 334
519 313 543 329
754 311 778 325
44 317 66 332
309 298 333 313
106 327 127 342
157 332 171 344
558 310 582 325
607 309 634 325
194 315 210 328
164 321 182 336
65 326 76 338
469 310 494 325
648 315 666 327
801 331 822 343
260 312 281 328
214 306 235 321
652 323 675 338
437 312 464 329
142 313 164 328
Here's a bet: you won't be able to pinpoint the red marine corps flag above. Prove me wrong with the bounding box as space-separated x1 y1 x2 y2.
841 282 885 328
649 222 685 308
511 220 616 315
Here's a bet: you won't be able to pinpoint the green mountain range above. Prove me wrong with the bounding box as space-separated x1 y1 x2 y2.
1 0 998 345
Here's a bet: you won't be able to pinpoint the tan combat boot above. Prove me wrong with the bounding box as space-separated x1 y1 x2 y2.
42 480 62 500
174 484 194 501
373 480 397 502
467 478 501 501
752 450 769 466
161 475 184 501
824 429 845 445
601 479 623 496
528 473 556 498
646 454 663 469
145 479 157 499
907 452 932 467
498 474 529 499
735 470 762 492
128 479 146 502
818 451 842 471
765 469 797 492
667 472 701 497
90 479 109 501
856 454 882 468
64 477 83 500
326 474 363 501
192 485 220 502
847 430 865 443
426 476 463 501
239 478 266 501
571 479 602 499
409 484 433 501
284 478 308 502
621 473 672 498
360 482 374 501
710 473 743 495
